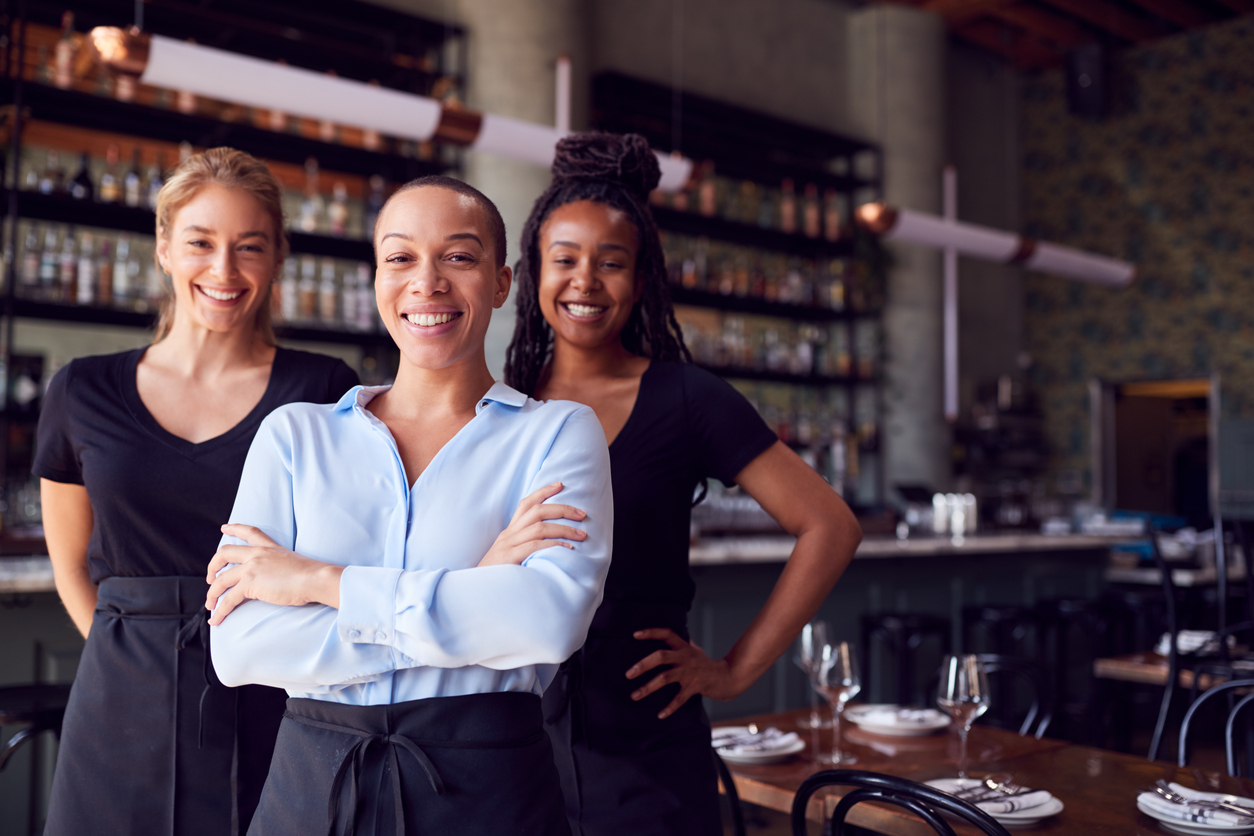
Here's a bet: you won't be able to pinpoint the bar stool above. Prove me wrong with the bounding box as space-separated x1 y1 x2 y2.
860 612 951 706
1034 598 1106 741
0 683 72 772
961 604 1035 656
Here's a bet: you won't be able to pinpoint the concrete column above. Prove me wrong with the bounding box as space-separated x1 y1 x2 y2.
847 6 950 493
455 0 590 376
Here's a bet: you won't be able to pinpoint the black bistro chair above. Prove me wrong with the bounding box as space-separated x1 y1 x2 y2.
790 769 1012 836
0 683 73 772
1177 679 1254 777
712 751 747 836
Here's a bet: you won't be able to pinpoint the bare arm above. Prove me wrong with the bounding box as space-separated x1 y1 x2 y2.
41 479 97 638
628 441 861 717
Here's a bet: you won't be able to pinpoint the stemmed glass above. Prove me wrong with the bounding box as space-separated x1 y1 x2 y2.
814 641 861 765
936 654 990 779
794 621 831 730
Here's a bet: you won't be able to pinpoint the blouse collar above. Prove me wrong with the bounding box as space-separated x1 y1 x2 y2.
334 381 528 414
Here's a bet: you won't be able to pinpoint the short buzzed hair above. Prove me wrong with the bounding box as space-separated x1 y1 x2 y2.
373 175 508 268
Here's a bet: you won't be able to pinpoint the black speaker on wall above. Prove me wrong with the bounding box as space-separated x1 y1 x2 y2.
1066 43 1108 119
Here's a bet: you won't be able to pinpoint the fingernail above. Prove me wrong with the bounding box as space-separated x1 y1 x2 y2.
577 509 587 518
633 631 644 638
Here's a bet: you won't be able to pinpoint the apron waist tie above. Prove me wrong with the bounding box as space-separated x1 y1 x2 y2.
284 710 445 836
175 608 214 749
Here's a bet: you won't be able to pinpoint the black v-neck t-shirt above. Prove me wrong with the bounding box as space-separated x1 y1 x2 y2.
34 346 360 583
606 361 777 609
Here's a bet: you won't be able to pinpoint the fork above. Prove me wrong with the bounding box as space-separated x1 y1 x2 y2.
1154 780 1254 818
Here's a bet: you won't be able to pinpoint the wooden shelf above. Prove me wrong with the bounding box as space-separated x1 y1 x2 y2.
9 299 394 347
669 285 876 322
8 190 375 263
5 81 448 183
653 206 856 259
696 363 874 387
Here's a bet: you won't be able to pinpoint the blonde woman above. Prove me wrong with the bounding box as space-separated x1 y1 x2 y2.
37 147 359 836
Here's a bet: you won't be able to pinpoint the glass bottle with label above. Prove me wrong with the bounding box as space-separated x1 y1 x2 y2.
327 183 349 238
53 11 76 89
299 158 324 234
99 145 122 204
823 189 842 241
97 238 114 306
59 230 78 302
124 148 144 207
40 227 60 299
779 178 797 234
340 264 358 329
77 232 96 305
113 235 132 306
298 256 317 321
319 258 338 324
39 151 64 195
802 184 821 239
279 259 298 323
356 263 375 331
69 152 94 200
363 176 386 239
146 154 166 210
20 226 41 292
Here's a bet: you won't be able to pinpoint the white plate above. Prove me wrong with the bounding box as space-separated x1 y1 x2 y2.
1136 796 1254 835
712 726 807 765
925 778 1063 826
846 704 950 736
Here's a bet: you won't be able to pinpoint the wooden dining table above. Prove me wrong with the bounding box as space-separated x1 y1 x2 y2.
715 707 1254 835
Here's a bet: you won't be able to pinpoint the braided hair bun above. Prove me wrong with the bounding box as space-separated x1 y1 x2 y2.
551 132 660 201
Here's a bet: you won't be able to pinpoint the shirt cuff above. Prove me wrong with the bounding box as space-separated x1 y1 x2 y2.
337 565 402 646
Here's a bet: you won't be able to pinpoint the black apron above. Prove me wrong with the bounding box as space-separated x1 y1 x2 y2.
542 599 721 836
249 692 570 836
44 576 286 836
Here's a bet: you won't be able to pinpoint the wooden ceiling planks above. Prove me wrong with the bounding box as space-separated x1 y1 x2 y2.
1118 0 1218 28
985 3 1095 47
953 18 1066 67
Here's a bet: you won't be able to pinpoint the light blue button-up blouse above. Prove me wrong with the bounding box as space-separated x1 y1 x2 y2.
209 382 613 706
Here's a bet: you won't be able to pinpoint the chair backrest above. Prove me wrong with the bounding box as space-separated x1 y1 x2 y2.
925 654 1051 738
1178 678 1254 776
790 769 1012 836
712 751 746 836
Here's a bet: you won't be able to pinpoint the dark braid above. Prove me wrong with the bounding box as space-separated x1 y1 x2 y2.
505 132 692 396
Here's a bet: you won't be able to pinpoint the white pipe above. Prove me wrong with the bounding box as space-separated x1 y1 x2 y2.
141 35 443 141
942 166 958 423
888 209 1021 261
1025 242 1136 286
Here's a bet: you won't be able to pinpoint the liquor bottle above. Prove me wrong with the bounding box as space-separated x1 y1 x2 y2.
23 153 40 190
363 176 386 239
77 231 96 305
97 238 114 306
267 107 288 132
298 256 317 321
318 258 338 324
779 178 797 234
124 148 144 207
115 72 136 102
279 259 298 322
827 259 846 312
35 45 53 84
146 154 165 210
802 183 821 239
299 158 324 234
113 235 132 305
340 264 358 329
20 226 41 292
69 152 94 200
39 151 64 195
823 189 842 241
99 145 122 203
697 163 717 217
39 227 60 299
355 263 375 332
59 230 78 302
176 89 197 115
53 11 76 90
327 183 349 238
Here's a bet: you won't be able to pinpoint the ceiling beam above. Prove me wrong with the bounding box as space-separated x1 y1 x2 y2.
954 19 1065 68
1119 0 1217 28
923 0 1011 26
1029 0 1164 42
987 3 1095 47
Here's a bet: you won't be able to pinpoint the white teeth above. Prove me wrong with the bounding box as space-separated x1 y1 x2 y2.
200 286 243 301
404 312 458 326
566 303 607 317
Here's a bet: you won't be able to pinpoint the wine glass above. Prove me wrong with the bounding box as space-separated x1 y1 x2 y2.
936 654 990 780
793 621 831 729
814 641 861 765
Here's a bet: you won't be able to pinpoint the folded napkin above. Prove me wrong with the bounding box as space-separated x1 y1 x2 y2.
712 727 800 753
859 708 943 727
1139 784 1254 826
975 790 1052 815
1156 630 1237 657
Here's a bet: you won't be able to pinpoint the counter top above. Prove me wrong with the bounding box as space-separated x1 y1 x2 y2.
0 533 1123 593
690 532 1125 565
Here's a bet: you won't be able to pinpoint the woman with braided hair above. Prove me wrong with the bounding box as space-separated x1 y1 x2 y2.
506 132 862 835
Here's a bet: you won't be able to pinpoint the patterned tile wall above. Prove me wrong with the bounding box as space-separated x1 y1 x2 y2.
1021 15 1254 488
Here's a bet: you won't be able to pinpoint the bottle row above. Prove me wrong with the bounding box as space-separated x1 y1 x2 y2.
660 232 879 312
12 222 386 333
650 164 864 240
731 380 879 453
673 307 880 380
18 144 392 242
29 12 454 157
